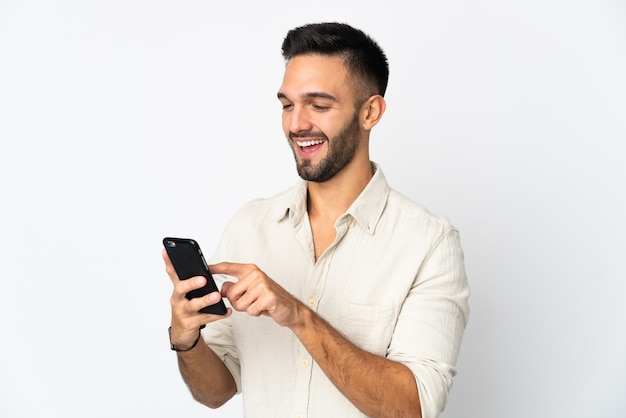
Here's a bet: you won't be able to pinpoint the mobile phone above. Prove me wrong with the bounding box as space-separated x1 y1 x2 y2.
163 237 228 315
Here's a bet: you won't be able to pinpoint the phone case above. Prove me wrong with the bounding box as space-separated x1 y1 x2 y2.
163 237 228 315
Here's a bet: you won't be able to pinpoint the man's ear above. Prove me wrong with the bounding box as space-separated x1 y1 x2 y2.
360 95 386 131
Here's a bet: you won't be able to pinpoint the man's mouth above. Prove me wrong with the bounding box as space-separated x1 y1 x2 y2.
296 138 326 148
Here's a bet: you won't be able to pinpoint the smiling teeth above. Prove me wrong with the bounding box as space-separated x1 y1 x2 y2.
296 139 325 147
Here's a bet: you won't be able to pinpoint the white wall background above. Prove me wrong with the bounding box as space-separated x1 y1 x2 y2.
1 1 624 417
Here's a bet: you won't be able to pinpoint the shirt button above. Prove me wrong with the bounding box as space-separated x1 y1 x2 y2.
302 358 309 367
307 298 316 308
348 219 356 228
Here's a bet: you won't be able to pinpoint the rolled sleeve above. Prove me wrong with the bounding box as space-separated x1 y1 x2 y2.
388 228 470 418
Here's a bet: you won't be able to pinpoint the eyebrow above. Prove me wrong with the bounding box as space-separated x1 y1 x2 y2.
277 91 338 102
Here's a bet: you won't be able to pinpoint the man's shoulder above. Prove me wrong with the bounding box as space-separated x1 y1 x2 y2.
385 187 457 233
367 163 458 234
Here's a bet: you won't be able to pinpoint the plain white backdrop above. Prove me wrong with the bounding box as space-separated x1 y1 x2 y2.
1 1 625 417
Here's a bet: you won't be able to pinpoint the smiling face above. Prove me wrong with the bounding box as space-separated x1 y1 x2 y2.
277 54 367 183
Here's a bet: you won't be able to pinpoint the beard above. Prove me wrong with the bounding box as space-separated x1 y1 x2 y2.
289 113 361 183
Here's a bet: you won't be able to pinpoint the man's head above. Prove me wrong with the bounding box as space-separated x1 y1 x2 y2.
278 23 388 183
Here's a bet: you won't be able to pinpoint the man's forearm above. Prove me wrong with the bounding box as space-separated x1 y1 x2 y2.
291 306 422 418
176 340 237 409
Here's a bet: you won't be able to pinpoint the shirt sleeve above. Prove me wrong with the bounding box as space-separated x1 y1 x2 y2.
387 227 470 418
198 292 241 394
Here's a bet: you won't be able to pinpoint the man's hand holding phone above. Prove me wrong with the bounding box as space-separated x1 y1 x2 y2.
162 238 231 350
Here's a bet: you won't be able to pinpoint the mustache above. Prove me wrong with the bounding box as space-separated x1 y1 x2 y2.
289 131 328 141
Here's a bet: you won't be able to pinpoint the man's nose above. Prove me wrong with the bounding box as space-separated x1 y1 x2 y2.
288 106 313 133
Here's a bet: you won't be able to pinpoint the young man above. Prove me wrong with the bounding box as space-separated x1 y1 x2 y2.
164 22 469 418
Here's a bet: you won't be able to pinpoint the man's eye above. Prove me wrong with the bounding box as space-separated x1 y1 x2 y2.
312 104 329 111
282 103 293 110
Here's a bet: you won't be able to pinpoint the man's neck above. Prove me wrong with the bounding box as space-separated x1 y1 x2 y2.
306 159 374 222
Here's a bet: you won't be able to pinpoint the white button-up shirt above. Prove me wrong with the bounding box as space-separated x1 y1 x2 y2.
203 163 470 418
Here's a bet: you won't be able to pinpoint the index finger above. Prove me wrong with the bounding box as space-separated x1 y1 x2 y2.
208 261 254 280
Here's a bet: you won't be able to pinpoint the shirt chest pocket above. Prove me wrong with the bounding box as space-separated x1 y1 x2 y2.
328 303 397 357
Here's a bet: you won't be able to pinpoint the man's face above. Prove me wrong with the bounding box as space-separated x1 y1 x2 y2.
277 55 364 183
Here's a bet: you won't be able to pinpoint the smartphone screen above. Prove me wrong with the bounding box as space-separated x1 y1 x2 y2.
163 237 228 315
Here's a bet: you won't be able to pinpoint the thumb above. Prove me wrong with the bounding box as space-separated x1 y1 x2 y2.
220 281 235 296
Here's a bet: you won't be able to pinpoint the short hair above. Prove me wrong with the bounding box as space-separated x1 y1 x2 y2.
281 22 389 101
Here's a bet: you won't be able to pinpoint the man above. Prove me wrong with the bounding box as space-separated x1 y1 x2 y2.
164 22 469 418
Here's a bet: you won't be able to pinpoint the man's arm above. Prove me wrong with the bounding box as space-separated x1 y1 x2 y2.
214 262 421 418
292 304 421 418
164 250 237 408
172 333 237 408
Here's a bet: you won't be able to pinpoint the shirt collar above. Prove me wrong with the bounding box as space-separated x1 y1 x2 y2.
275 162 390 235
